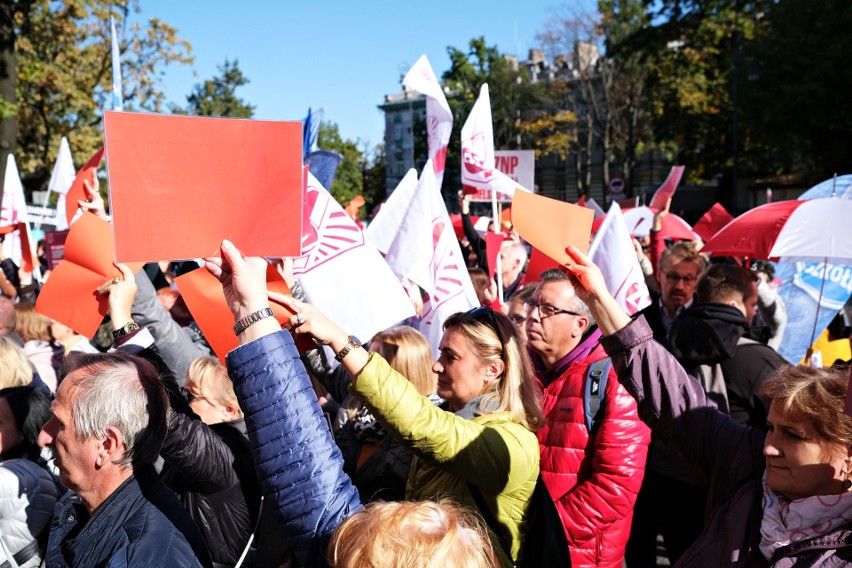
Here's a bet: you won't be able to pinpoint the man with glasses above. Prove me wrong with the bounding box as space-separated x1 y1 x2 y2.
639 241 707 347
527 269 649 567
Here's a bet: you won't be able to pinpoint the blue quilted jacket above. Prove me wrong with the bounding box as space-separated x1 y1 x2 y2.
226 330 363 568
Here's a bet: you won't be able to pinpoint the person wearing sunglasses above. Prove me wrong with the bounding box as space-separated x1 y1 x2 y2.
208 241 542 568
526 268 650 567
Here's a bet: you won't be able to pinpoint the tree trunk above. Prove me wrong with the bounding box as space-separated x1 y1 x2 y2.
0 3 16 198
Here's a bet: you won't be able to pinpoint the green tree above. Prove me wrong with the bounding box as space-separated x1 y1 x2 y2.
440 37 543 198
2 0 192 196
179 59 254 118
316 121 363 207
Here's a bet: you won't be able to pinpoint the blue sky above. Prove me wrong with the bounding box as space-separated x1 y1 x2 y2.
134 0 596 153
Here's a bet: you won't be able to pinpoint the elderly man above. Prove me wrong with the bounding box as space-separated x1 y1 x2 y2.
38 352 211 567
639 241 707 347
527 269 649 567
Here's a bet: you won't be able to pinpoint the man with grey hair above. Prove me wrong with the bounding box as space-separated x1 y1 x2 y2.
527 268 649 567
38 352 211 567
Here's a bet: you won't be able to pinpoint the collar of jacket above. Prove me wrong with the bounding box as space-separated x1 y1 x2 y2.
530 326 603 386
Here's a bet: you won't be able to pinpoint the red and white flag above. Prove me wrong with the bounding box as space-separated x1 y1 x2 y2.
460 84 523 200
1 155 38 272
588 202 651 315
403 55 453 190
364 168 418 255
385 161 478 354
649 165 685 210
47 137 76 230
293 172 414 342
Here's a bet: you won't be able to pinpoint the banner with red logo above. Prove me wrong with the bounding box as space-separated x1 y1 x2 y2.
460 84 524 201
588 202 651 315
403 55 453 190
293 172 414 343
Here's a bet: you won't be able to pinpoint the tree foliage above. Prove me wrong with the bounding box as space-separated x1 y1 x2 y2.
316 121 364 209
2 0 192 196
179 59 254 118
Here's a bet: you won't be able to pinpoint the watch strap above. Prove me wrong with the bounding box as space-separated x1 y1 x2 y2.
233 308 275 336
334 336 362 363
112 321 140 341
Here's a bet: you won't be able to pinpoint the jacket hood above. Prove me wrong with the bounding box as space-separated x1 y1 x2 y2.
668 302 748 366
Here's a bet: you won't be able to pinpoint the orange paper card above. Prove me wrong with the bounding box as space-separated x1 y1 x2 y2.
35 214 144 338
66 147 104 226
103 111 303 263
512 190 594 265
175 264 315 362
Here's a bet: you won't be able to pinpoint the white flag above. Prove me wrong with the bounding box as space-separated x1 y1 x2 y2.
385 161 478 355
111 16 123 111
460 84 524 200
403 55 453 190
293 173 414 342
47 137 76 230
1 155 37 270
588 202 651 315
363 168 418 254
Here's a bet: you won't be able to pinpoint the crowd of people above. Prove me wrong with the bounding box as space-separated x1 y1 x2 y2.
0 185 850 568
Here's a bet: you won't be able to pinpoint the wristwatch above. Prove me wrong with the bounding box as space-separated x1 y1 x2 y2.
334 335 362 362
112 321 140 341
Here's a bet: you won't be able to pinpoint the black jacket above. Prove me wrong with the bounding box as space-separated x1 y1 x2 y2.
45 466 211 568
669 302 787 429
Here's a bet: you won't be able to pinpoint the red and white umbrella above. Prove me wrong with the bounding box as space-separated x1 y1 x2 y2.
701 197 852 262
620 206 700 241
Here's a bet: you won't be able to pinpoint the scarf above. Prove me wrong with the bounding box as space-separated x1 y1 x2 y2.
531 327 603 387
760 471 852 559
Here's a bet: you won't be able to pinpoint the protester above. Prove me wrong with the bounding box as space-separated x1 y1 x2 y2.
15 303 63 391
0 386 57 568
526 267 649 567
565 244 852 566
637 240 707 347
0 298 21 345
49 321 99 355
207 240 530 567
499 241 528 302
304 324 440 502
0 337 35 390
37 350 212 567
98 264 277 567
469 267 501 310
506 285 535 343
458 193 488 273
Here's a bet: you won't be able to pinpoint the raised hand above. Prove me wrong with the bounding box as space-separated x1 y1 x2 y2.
204 240 269 322
79 173 109 221
96 263 138 329
563 245 631 335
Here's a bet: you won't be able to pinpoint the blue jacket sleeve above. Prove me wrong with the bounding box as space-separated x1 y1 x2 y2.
226 330 362 568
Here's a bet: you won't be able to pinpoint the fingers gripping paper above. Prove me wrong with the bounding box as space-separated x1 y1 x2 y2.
103 111 303 262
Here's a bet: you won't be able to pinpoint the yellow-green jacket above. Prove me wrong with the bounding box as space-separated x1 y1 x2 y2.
350 353 540 566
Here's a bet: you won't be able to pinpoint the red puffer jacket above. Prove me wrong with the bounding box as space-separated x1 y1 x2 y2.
536 343 650 567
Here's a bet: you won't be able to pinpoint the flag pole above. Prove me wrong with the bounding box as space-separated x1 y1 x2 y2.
492 190 502 302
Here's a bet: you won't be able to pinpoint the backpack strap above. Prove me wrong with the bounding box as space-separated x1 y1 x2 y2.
466 481 513 561
584 358 611 434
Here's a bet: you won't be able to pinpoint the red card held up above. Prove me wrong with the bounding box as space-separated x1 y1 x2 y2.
35 214 144 338
175 263 315 362
103 111 303 263
65 147 104 226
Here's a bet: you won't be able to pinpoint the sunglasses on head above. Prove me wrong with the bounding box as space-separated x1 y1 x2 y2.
464 306 506 351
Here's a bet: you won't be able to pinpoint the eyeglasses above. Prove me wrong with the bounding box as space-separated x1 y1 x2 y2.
526 301 582 319
463 307 505 351
662 272 698 284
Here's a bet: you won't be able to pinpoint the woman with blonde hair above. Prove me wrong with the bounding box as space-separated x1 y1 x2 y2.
206 242 539 567
0 337 33 390
314 325 440 502
287 302 541 566
15 303 62 391
328 498 499 568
